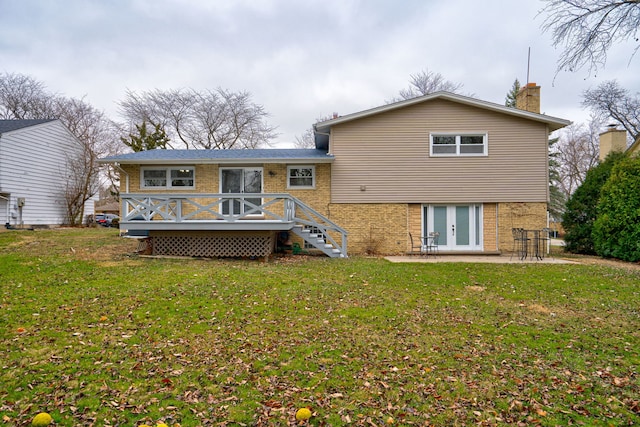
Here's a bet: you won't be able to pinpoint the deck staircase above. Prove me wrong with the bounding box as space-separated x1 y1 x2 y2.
288 196 347 258
290 225 343 258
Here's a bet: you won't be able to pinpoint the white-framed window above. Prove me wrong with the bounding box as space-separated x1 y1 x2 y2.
287 165 315 189
430 133 488 156
141 167 195 189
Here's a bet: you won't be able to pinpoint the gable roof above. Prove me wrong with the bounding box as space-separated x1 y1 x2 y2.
99 148 334 165
313 91 572 149
0 119 57 134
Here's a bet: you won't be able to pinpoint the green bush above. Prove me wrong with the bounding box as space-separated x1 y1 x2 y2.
593 155 640 262
562 152 625 254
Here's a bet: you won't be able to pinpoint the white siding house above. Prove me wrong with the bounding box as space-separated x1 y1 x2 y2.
0 119 93 227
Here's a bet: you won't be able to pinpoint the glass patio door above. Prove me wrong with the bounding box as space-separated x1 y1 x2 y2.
425 204 482 251
220 168 263 215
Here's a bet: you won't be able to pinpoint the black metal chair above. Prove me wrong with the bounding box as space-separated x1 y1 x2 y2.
510 228 528 260
409 232 423 255
541 227 553 259
425 231 440 258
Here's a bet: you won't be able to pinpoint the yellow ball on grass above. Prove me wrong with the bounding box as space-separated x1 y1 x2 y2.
295 407 312 421
31 412 53 426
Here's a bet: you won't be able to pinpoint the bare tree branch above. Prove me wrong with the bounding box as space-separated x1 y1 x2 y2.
582 80 640 140
295 114 335 149
540 0 640 75
553 115 603 197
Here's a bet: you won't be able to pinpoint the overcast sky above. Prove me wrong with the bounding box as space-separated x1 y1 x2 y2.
1 0 638 147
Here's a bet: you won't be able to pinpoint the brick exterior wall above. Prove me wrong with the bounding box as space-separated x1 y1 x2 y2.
328 204 408 254
497 202 547 253
263 164 332 215
483 203 498 252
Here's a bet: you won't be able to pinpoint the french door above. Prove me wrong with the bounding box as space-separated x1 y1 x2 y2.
424 204 483 251
220 168 263 215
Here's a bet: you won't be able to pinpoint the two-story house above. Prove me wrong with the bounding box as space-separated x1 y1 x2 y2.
100 84 570 258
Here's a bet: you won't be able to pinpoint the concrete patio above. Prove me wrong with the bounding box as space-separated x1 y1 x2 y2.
385 254 578 264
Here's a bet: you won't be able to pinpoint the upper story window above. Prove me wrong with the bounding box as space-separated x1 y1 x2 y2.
287 166 315 189
430 133 487 156
141 167 195 189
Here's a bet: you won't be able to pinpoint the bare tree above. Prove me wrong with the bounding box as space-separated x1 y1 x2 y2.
399 70 463 100
387 69 463 103
540 0 640 74
118 88 278 149
0 73 55 119
582 80 640 141
0 72 116 225
553 115 603 197
294 128 315 149
63 138 99 226
294 114 335 149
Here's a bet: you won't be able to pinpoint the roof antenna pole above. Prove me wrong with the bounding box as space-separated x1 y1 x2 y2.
526 47 531 85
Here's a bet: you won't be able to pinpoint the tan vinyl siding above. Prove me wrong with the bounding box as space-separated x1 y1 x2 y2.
330 99 550 204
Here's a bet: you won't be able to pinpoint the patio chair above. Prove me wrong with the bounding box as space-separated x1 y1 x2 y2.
425 231 440 258
409 233 423 255
510 228 528 260
541 227 553 258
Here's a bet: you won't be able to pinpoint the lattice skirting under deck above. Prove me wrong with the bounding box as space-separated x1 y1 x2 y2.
148 231 274 258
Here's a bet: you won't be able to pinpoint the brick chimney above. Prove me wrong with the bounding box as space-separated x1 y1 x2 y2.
515 82 541 114
599 126 627 161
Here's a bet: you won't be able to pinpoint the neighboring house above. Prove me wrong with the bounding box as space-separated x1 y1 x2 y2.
94 201 120 215
598 127 640 159
99 85 570 257
0 119 93 228
598 127 629 161
627 135 640 157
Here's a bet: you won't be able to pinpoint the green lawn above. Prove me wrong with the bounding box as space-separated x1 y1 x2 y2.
1 228 638 426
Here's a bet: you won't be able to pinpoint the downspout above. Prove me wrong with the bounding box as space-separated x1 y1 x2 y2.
496 204 499 253
113 163 130 193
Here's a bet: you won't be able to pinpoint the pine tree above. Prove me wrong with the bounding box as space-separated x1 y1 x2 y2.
548 137 565 221
121 121 169 152
505 79 521 108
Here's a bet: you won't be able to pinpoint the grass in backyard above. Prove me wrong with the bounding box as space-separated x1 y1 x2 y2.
0 228 638 426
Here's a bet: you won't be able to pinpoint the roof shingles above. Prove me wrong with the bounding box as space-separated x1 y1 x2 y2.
0 119 56 134
100 148 333 164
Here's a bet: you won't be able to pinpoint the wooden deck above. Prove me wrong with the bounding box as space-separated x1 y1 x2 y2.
118 193 348 257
